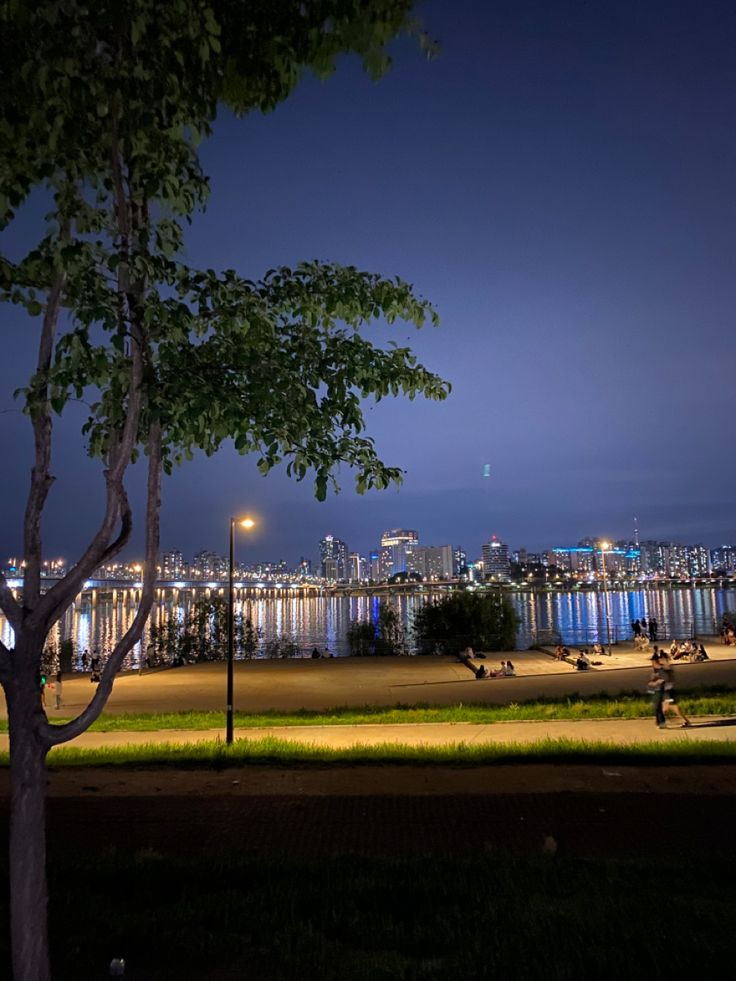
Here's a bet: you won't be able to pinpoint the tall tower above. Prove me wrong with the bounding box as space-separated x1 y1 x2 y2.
481 534 510 579
319 534 348 580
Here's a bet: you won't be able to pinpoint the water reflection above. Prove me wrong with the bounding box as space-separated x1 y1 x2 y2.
2 585 736 662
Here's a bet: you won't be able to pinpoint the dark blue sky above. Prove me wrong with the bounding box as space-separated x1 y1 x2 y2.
2 0 735 566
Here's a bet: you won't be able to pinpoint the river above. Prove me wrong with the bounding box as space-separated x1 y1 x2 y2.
3 583 736 665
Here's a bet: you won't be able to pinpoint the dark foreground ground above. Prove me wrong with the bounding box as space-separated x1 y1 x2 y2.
3 766 736 979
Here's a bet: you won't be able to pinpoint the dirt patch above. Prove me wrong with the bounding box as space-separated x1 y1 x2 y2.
22 761 736 797
2 764 735 860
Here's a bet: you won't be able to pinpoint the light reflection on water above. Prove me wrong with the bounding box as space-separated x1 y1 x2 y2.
2 585 736 662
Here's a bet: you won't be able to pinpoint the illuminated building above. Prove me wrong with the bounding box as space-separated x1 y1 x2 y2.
481 535 510 579
319 535 348 580
379 529 419 579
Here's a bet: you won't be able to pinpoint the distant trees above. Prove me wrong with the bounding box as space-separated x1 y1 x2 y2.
346 602 406 655
413 592 518 655
149 597 262 663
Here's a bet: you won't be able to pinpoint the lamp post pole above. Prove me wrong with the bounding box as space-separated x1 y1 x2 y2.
226 516 255 745
227 517 235 745
600 543 613 655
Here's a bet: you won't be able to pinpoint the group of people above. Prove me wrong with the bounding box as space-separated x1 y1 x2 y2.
80 647 104 681
647 651 691 729
666 639 709 662
632 617 658 641
475 659 515 679
554 643 605 668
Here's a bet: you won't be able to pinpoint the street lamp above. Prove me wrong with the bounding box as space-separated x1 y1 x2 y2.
599 541 613 654
227 516 256 744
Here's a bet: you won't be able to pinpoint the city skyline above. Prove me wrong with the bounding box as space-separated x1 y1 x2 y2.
12 524 731 579
3 1 735 563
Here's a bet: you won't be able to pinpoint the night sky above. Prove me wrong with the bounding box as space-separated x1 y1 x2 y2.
2 0 736 567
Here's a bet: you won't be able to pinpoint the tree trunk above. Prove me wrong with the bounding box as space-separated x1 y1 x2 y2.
8 691 51 981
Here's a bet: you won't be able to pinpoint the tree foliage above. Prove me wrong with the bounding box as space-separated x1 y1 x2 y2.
413 592 519 655
346 601 406 655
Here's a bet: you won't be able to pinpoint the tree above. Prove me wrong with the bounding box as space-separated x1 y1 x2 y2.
346 601 405 655
149 597 262 663
413 591 518 655
0 3 447 977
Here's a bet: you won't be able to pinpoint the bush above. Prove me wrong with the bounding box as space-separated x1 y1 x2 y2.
346 602 406 656
413 590 518 655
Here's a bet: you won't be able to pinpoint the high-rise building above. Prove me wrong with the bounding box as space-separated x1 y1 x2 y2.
711 545 736 573
686 545 711 578
319 535 348 580
162 549 183 579
348 552 364 582
369 551 381 581
416 545 454 581
379 529 419 579
191 550 227 579
453 547 468 578
481 535 510 579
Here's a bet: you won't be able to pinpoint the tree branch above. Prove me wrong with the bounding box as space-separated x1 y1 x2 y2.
29 133 146 637
45 424 161 747
21 265 66 614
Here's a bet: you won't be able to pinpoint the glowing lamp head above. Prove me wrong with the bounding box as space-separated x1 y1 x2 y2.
239 517 255 530
600 541 611 552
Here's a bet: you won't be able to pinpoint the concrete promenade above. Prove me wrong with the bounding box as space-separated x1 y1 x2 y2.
11 715 735 755
9 638 735 717
0 640 733 753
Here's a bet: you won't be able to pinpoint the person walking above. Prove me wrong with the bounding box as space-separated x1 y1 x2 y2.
657 653 691 728
649 617 658 641
648 653 666 728
54 669 63 709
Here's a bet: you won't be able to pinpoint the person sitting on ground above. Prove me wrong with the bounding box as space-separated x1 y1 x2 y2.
475 664 488 679
562 646 571 660
575 651 590 671
503 659 516 676
554 644 565 660
669 639 679 658
592 642 604 658
634 633 650 650
311 647 322 659
674 641 691 661
691 643 709 662
460 646 474 663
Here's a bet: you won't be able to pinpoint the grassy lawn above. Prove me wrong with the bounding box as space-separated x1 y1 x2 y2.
3 849 732 979
15 735 736 768
5 686 734 733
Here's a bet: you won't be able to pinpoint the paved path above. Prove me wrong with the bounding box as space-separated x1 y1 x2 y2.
0 715 730 754
9 642 735 719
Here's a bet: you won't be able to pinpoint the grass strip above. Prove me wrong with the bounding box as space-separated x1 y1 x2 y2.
8 685 735 732
15 734 736 768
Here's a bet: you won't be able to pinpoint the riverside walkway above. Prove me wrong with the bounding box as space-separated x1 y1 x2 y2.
0 642 732 753
9 639 735 716
9 714 734 756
